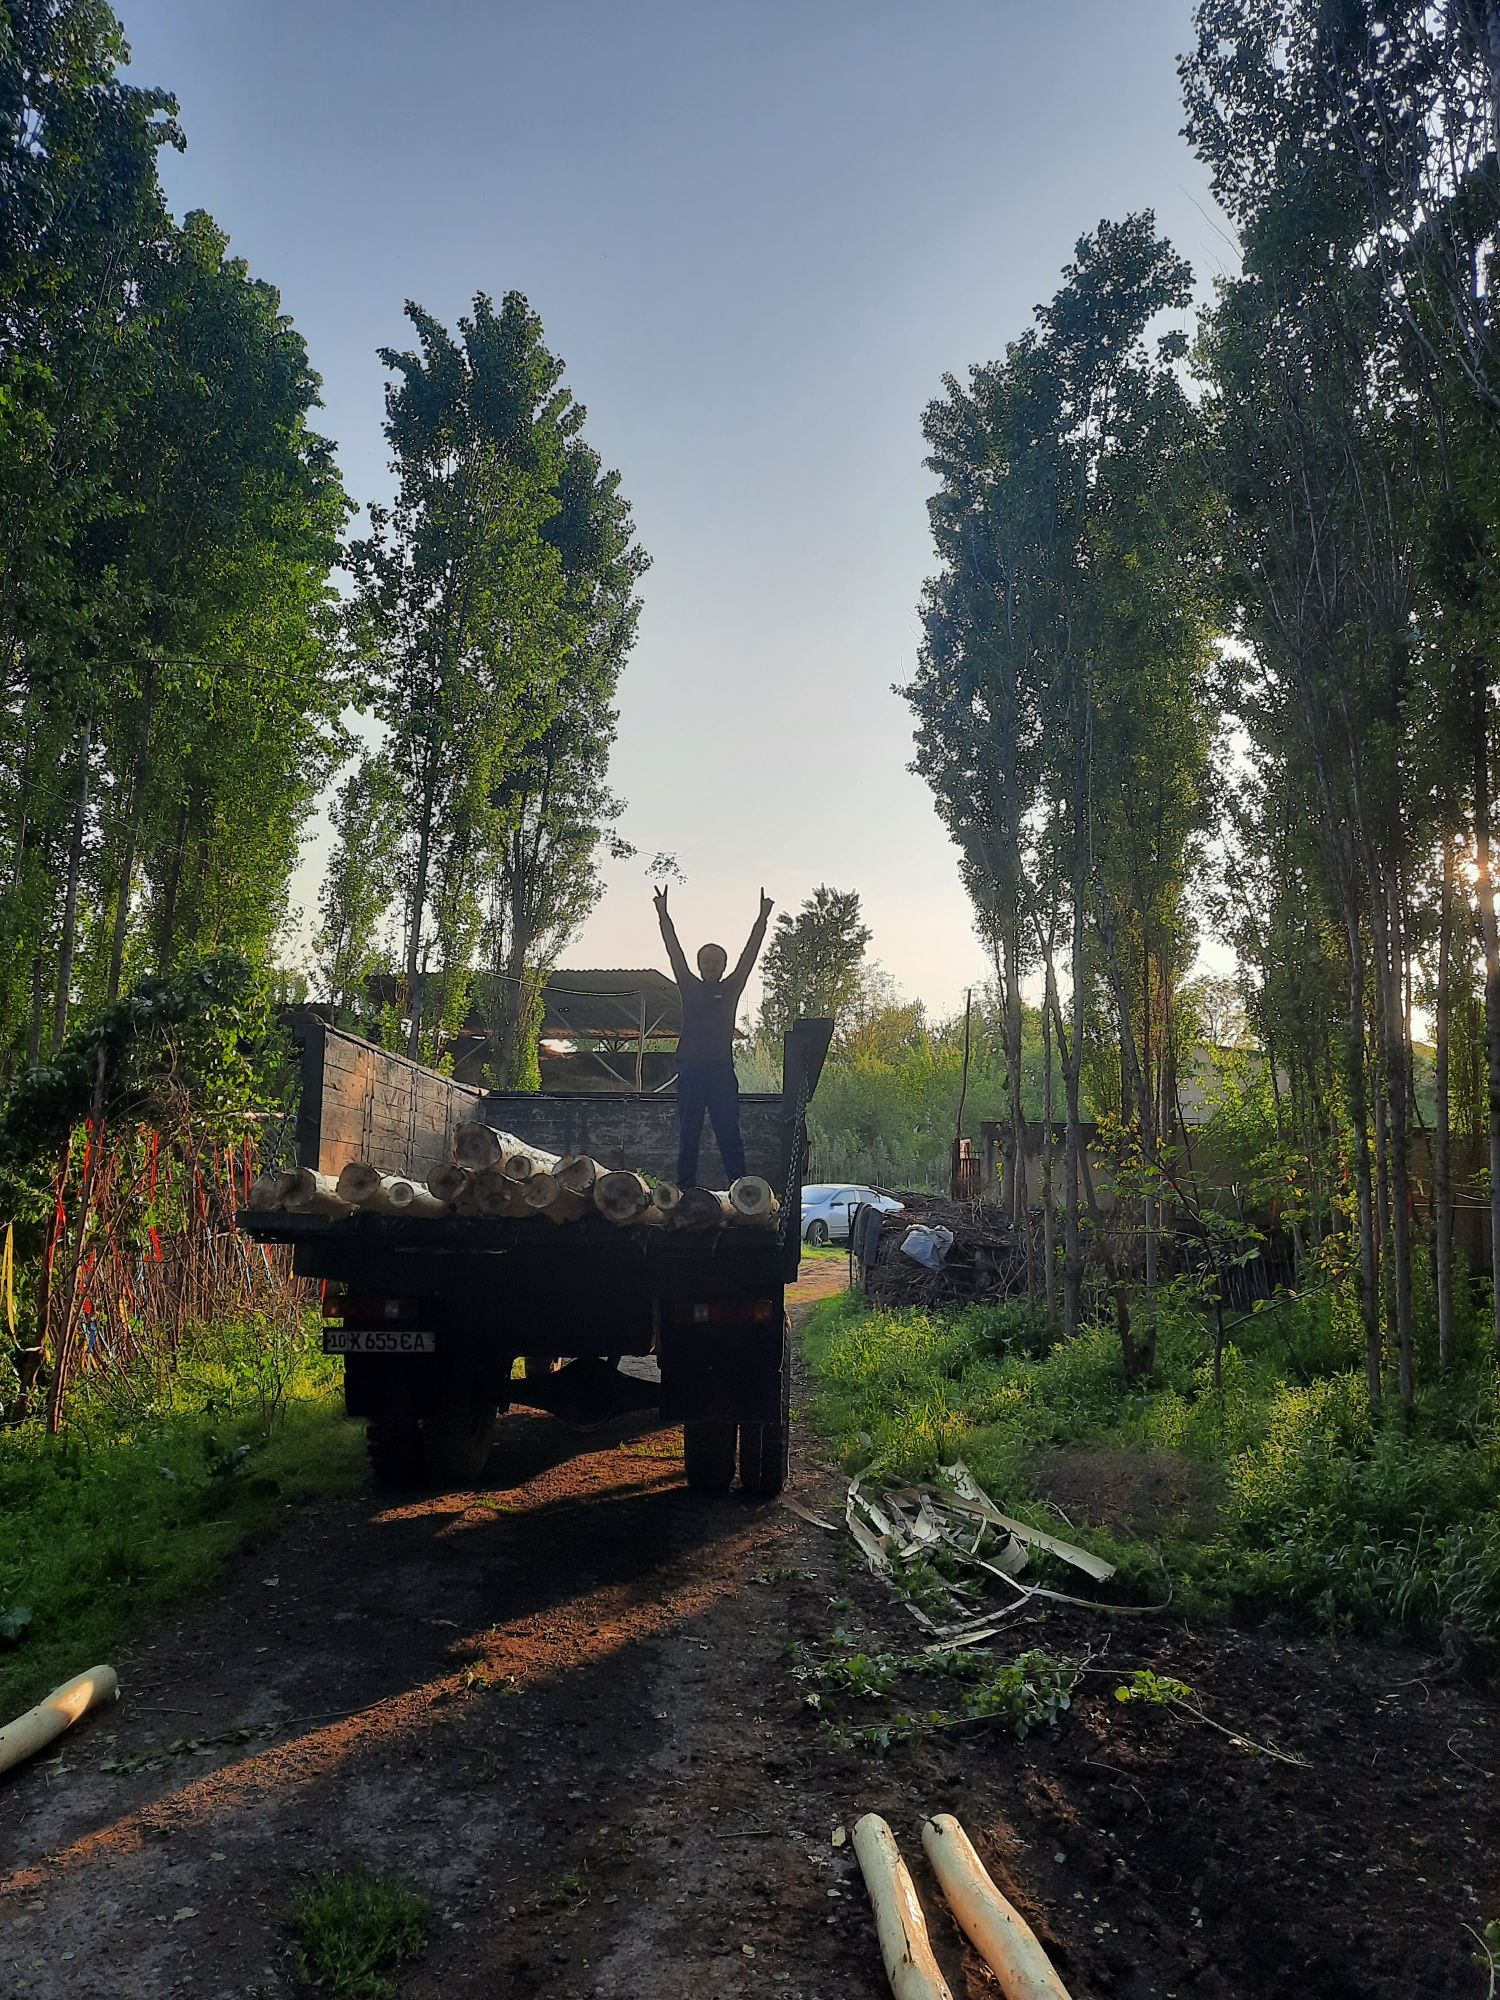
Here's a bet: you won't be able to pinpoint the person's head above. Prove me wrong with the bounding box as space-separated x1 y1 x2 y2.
696 942 728 984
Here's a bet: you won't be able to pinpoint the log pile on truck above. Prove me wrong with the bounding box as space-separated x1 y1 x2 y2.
246 1124 779 1233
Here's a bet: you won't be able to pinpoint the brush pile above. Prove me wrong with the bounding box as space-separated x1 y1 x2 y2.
242 1118 779 1236
861 1192 1043 1310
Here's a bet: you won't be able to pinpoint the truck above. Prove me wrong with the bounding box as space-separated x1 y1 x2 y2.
240 1011 833 1496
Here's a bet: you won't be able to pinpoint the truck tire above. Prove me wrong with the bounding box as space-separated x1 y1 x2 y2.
683 1419 736 1494
421 1366 498 1488
738 1316 791 1498
366 1419 424 1490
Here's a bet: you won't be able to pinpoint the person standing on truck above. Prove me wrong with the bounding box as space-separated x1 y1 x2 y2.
655 883 773 1187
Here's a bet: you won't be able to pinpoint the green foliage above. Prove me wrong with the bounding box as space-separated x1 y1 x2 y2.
1115 1667 1193 1706
759 886 872 1044
0 1311 361 1718
0 3 347 1067
791 1637 1080 1753
0 953 281 1222
292 1868 427 1999
803 1287 1500 1643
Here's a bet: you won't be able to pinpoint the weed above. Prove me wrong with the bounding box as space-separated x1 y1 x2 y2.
1114 1668 1194 1706
792 1638 1080 1753
291 1867 426 1998
801 1286 1500 1644
0 1311 361 1718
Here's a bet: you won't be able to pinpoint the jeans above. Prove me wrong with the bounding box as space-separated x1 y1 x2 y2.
676 1061 746 1187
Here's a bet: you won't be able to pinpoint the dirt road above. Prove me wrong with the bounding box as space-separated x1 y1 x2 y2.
3 1264 1495 1999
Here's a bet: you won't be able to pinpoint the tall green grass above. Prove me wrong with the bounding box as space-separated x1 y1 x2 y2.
0 1312 362 1716
801 1268 1500 1643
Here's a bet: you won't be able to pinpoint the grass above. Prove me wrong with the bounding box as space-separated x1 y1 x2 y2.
799 1243 849 1263
800 1263 1500 1644
292 1867 427 1997
0 1310 363 1718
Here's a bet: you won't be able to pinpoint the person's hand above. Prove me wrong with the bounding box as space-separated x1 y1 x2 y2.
654 883 669 916
759 888 773 922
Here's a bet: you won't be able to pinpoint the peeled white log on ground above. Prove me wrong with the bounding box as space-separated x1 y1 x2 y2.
246 1169 294 1211
921 1815 1072 2000
520 1172 590 1224
280 1168 355 1219
675 1187 734 1230
335 1161 446 1217
0 1665 119 1779
852 1813 955 2000
728 1175 779 1226
594 1169 653 1224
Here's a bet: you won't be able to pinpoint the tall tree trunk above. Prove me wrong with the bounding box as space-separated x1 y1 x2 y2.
1064 851 1085 1340
27 949 46 1067
1435 837 1454 1372
106 660 156 1002
1474 695 1500 1362
52 720 91 1053
1344 909 1381 1410
153 796 190 970
1377 870 1414 1408
403 752 439 1060
1042 959 1057 1324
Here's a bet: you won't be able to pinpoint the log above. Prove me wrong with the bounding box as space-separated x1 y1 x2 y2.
676 1187 734 1230
501 1139 562 1182
0 1665 119 1779
246 1169 294 1211
594 1169 652 1224
556 1155 601 1195
476 1164 526 1218
281 1168 354 1219
852 1813 955 2000
451 1175 488 1218
728 1176 779 1226
649 1179 683 1221
453 1121 509 1170
335 1162 445 1216
921 1815 1072 2000
384 1178 446 1218
428 1162 472 1204
521 1173 590 1224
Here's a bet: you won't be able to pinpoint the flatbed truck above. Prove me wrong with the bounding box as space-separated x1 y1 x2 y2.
240 1012 832 1494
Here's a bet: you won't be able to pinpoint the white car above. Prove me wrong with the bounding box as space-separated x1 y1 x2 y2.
800 1183 903 1246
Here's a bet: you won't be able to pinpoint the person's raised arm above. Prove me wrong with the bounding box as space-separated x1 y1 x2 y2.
731 889 774 991
654 883 692 985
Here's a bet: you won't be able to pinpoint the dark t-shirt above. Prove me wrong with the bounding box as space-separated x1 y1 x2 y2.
675 970 748 1065
660 907 768 1067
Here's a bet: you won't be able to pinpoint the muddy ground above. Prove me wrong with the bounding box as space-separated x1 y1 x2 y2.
2 1261 1496 1999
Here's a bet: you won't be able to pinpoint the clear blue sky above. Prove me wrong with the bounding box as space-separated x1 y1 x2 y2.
122 0 1230 1018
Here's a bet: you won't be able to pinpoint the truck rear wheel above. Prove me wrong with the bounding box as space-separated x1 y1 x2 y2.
366 1418 424 1490
683 1419 736 1494
421 1364 497 1488
738 1316 791 1498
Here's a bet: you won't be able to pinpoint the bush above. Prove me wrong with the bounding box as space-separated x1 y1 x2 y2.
801 1285 1500 1643
0 1311 360 1716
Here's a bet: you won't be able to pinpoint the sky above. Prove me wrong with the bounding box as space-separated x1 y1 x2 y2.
121 0 1233 1020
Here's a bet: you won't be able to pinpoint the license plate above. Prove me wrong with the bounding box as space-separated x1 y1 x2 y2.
322 1328 436 1355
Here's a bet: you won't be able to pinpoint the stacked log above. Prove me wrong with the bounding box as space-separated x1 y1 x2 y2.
248 1115 783 1239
